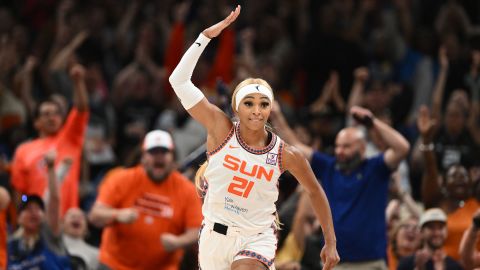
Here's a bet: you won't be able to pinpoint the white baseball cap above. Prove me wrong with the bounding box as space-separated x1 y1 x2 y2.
143 130 174 151
419 208 447 228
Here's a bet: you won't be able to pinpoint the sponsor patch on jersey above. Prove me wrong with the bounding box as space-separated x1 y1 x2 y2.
266 153 278 166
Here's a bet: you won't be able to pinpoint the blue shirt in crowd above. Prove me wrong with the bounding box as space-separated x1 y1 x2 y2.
311 152 392 262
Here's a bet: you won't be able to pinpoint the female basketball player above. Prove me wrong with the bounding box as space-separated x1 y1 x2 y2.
169 5 339 270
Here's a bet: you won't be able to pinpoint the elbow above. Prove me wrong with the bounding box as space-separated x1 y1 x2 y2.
168 70 182 88
168 73 176 86
398 140 411 159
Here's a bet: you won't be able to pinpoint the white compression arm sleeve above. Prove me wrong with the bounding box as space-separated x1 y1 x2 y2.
169 33 211 110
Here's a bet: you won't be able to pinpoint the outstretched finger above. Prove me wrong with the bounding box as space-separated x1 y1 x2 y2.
224 5 241 25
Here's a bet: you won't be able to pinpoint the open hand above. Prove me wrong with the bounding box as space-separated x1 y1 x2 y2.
202 5 241 39
416 105 436 141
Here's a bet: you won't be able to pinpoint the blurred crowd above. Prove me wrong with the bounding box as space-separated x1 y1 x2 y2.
1 0 480 269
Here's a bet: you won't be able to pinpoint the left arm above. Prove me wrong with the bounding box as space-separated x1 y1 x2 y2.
351 106 410 169
283 145 339 269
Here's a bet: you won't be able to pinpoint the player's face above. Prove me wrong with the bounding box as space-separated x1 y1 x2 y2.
142 148 175 182
237 94 271 130
36 102 63 135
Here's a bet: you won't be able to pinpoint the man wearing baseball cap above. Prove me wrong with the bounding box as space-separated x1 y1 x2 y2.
397 208 463 269
89 130 203 270
8 151 72 269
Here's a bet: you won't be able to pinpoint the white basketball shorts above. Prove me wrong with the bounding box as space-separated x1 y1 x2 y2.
198 219 277 270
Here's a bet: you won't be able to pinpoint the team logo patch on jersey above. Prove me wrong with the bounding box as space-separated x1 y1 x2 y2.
266 153 278 166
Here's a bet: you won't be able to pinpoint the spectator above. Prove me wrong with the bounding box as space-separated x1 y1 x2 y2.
11 64 89 216
387 216 421 270
88 129 202 270
62 207 99 270
271 104 410 269
418 105 480 260
8 151 71 269
397 208 463 270
0 186 10 269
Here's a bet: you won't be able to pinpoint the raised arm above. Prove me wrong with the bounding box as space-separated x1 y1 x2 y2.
351 106 410 169
69 64 89 112
416 106 442 207
168 6 240 148
466 50 480 144
431 46 449 121
282 145 339 269
44 151 61 236
347 67 369 111
270 102 314 161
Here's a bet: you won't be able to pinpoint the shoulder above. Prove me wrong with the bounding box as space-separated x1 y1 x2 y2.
282 144 304 161
366 154 391 171
105 166 135 178
102 167 139 186
281 144 307 170
15 139 36 152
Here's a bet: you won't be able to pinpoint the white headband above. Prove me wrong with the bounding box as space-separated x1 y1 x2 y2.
235 84 274 111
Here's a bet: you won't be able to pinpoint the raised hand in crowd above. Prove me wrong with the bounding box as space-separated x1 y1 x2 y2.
69 63 89 112
49 30 89 72
347 67 369 111
431 46 449 120
13 56 37 117
417 105 437 144
310 71 345 113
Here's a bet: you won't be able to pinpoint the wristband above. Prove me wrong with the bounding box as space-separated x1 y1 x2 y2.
352 113 374 128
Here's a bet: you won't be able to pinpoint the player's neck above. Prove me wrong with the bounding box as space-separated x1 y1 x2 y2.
238 126 269 148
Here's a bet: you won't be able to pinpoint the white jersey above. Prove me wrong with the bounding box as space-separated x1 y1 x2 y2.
203 122 284 230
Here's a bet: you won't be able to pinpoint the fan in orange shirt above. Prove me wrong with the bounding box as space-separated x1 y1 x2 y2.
11 64 89 216
0 187 10 269
89 130 203 270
